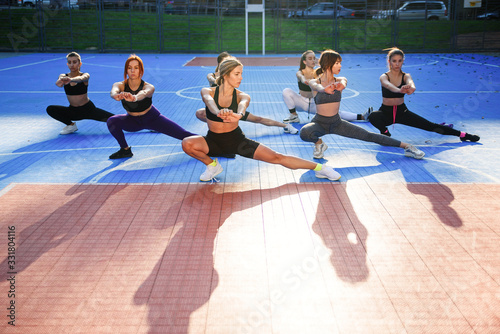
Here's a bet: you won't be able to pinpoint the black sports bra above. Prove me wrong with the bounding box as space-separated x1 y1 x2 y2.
63 74 88 95
298 81 311 92
381 72 406 98
206 86 238 122
121 80 152 113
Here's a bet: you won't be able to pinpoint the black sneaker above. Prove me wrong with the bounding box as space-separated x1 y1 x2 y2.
109 147 133 159
460 133 480 142
381 129 391 137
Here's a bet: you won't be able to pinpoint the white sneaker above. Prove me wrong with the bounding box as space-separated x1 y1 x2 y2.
60 123 78 135
313 142 328 159
284 123 298 134
200 158 223 181
404 145 425 159
315 165 341 181
361 107 373 121
283 114 300 123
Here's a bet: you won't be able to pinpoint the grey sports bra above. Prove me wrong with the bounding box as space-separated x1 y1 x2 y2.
314 77 342 105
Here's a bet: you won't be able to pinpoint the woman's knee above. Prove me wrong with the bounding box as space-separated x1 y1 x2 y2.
106 115 123 129
282 87 294 98
181 136 199 153
46 105 57 116
299 126 317 142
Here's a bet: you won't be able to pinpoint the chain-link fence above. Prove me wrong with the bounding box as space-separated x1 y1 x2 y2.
1 0 499 53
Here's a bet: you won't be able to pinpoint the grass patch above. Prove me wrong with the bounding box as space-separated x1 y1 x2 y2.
1 8 498 52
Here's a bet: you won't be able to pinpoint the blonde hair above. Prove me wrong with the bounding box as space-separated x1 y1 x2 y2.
215 57 242 86
299 50 315 71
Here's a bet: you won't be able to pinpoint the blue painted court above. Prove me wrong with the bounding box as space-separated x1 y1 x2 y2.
0 52 498 189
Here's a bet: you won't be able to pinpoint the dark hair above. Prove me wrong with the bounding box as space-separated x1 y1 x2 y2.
124 54 144 82
216 58 242 86
299 50 315 71
66 52 81 62
384 47 405 69
215 51 231 73
315 50 342 77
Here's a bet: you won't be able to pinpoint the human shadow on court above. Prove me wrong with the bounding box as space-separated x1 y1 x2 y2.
374 148 463 228
0 183 127 281
134 181 368 333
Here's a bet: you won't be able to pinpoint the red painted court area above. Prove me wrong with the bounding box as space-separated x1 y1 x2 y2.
1 182 499 333
185 56 299 66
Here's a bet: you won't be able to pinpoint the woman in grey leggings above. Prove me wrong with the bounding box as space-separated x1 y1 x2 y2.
299 50 425 160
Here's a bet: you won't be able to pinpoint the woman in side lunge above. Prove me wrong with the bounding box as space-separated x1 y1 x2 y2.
367 47 479 142
299 50 425 160
107 54 195 159
182 58 341 182
197 54 298 134
282 50 371 124
46 52 114 135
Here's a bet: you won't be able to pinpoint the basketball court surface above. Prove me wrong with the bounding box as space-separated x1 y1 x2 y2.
0 52 499 333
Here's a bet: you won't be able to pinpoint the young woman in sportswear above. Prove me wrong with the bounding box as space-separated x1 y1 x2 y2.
182 57 341 182
197 54 298 134
46 52 114 135
367 47 480 142
106 54 195 159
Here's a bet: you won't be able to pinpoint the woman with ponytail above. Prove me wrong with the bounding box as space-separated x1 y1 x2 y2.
282 50 371 124
367 47 480 142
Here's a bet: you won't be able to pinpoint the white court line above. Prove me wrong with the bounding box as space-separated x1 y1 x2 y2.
0 56 95 72
1 144 497 183
86 152 185 183
1 90 497 95
0 144 180 157
84 62 123 69
182 57 196 67
439 56 500 68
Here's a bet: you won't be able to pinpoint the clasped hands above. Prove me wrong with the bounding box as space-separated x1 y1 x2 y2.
217 108 242 123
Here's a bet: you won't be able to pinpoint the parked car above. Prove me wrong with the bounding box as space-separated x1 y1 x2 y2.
373 1 448 20
19 0 78 8
477 7 500 20
288 2 356 19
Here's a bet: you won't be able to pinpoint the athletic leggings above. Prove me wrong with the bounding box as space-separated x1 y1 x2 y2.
46 100 113 125
282 87 360 121
369 103 461 136
107 105 195 148
300 113 401 147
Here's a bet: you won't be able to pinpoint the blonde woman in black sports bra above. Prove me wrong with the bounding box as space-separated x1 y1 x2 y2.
46 52 113 135
367 47 480 142
196 54 298 135
182 58 341 182
299 50 425 160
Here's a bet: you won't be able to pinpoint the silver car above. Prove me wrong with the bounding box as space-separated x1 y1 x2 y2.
374 1 448 20
288 2 356 19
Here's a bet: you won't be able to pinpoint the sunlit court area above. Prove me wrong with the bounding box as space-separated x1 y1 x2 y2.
1 0 500 333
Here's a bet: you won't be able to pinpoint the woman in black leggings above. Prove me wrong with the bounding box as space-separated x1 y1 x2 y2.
46 52 114 135
368 47 479 142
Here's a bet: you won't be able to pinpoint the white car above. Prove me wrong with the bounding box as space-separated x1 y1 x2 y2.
373 1 448 20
